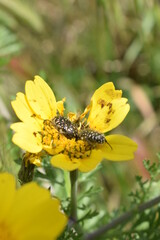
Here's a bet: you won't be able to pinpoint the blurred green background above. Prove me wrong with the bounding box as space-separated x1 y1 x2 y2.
0 0 160 211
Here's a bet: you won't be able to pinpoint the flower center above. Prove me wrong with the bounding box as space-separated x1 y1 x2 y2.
0 222 15 240
40 120 93 158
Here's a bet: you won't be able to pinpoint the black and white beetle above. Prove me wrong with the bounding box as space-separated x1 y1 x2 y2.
79 129 106 144
51 116 78 139
51 116 112 149
79 129 112 149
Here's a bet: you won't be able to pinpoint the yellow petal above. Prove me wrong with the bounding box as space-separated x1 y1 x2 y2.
67 112 77 121
78 150 103 172
80 103 91 120
93 82 122 101
0 173 15 221
99 135 137 161
8 182 67 239
22 199 67 240
43 144 64 156
25 76 57 120
51 154 81 171
11 92 34 122
10 120 42 153
56 98 65 116
11 116 42 132
87 82 130 132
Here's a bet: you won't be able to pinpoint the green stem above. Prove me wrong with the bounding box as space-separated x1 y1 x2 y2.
70 169 78 222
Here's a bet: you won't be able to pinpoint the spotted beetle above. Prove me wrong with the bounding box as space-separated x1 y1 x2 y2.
51 116 78 139
51 116 112 149
79 129 105 144
79 129 112 149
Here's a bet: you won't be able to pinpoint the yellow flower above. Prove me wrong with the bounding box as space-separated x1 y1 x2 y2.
0 172 67 240
11 76 137 172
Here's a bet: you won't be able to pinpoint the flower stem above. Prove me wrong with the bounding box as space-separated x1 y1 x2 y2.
70 169 78 222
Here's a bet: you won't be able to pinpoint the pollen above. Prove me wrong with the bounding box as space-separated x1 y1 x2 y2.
40 119 93 159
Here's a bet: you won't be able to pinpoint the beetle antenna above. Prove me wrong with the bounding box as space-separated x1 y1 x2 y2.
105 139 112 150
